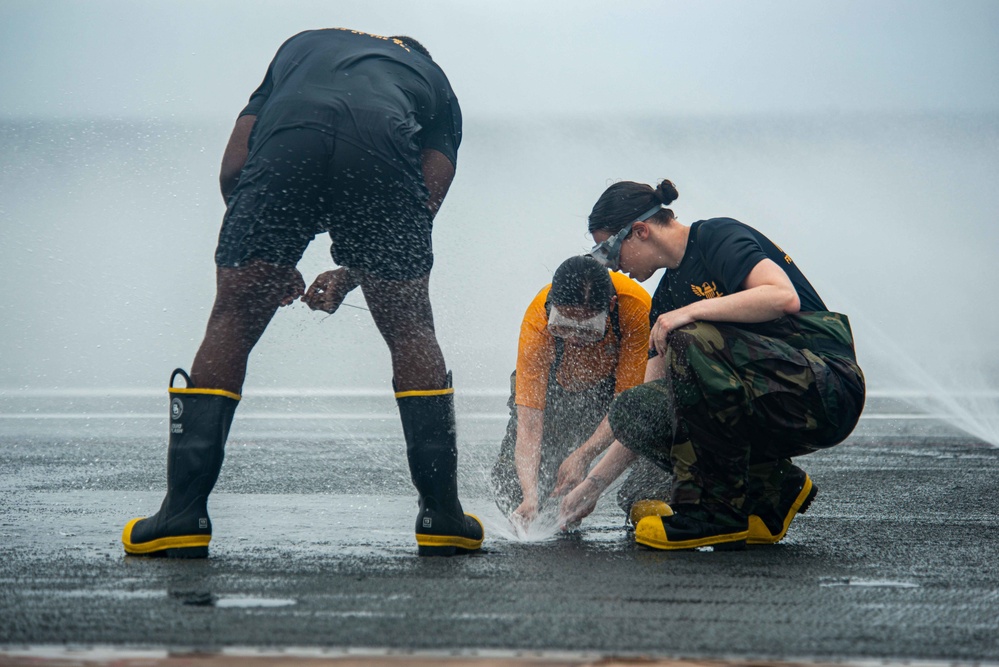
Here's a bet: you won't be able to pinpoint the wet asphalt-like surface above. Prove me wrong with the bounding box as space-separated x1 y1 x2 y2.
1 393 998 663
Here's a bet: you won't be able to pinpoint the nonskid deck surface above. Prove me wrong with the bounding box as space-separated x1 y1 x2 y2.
4 648 997 667
1 400 997 663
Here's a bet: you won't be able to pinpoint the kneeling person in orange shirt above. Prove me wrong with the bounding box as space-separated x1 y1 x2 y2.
491 256 672 526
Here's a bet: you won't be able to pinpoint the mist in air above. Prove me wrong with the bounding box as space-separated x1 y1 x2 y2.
1 1 997 440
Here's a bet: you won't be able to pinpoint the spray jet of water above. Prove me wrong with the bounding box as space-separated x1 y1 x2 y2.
848 303 999 448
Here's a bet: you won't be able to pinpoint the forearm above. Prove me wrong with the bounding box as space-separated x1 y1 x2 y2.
334 267 360 295
644 354 667 382
675 284 799 327
580 442 637 496
514 406 544 503
219 115 256 201
573 416 617 467
420 149 455 218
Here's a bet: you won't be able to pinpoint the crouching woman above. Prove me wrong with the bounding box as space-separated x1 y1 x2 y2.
560 179 865 550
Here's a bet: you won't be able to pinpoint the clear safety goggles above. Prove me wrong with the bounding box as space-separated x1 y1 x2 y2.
547 305 609 343
588 204 663 271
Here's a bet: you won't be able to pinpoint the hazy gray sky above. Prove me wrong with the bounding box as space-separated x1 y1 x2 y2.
2 1 998 404
2 0 998 119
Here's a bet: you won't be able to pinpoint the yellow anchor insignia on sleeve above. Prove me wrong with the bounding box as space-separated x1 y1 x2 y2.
691 282 724 299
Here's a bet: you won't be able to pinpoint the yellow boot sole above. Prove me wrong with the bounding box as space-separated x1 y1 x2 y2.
416 513 484 556
747 475 816 545
121 517 211 558
635 515 747 551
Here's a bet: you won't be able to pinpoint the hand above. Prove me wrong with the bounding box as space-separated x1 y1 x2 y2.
302 268 358 314
558 477 602 529
649 309 693 355
551 449 590 498
511 498 539 529
279 269 306 307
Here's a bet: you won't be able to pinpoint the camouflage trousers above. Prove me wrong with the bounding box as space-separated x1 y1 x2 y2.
608 312 866 525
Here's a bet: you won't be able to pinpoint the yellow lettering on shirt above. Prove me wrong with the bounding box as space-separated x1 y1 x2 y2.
773 243 793 264
335 28 411 51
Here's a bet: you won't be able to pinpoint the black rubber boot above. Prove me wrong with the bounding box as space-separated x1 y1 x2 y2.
122 369 239 558
634 504 749 551
395 373 483 557
747 463 817 545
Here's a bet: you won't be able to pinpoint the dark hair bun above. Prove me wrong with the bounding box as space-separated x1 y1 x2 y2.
654 179 679 206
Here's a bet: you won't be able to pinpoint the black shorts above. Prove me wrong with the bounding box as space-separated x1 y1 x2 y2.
215 127 435 280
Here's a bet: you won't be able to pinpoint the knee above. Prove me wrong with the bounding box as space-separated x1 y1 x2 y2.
360 276 436 341
380 320 438 355
608 383 675 455
662 323 730 397
666 321 724 359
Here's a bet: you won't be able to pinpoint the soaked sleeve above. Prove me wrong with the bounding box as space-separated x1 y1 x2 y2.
613 280 651 393
514 287 555 411
239 57 276 118
698 219 769 294
238 31 307 118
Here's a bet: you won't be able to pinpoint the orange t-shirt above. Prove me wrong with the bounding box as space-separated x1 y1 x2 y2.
514 271 651 411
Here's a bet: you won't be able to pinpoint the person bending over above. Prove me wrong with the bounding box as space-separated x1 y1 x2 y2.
491 255 672 528
560 179 865 551
121 29 482 558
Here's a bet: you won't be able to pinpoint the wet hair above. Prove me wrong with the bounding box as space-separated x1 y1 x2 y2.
549 255 612 309
587 179 679 234
390 35 432 60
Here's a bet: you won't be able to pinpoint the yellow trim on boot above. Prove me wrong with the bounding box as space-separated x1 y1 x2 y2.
415 513 484 551
629 499 673 526
634 515 748 551
747 474 813 545
394 387 455 399
121 517 212 555
747 515 775 544
169 387 241 401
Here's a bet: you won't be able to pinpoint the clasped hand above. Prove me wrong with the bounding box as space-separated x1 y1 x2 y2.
649 309 693 355
510 449 593 531
301 268 359 314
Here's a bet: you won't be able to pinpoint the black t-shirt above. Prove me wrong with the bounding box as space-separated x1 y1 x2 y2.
650 218 827 328
239 28 462 185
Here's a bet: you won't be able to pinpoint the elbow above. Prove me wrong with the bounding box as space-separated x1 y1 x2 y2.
781 288 801 315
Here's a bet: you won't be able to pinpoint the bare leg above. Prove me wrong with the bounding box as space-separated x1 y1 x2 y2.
358 272 447 391
359 270 482 554
191 261 303 393
123 259 302 558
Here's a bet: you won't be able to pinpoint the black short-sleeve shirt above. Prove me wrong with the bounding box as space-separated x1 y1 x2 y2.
239 29 462 186
650 218 826 329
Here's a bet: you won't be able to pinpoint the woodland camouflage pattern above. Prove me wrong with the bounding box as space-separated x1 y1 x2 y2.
608 312 865 525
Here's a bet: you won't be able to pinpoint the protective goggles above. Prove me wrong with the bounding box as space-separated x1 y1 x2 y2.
547 306 609 343
588 204 663 271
